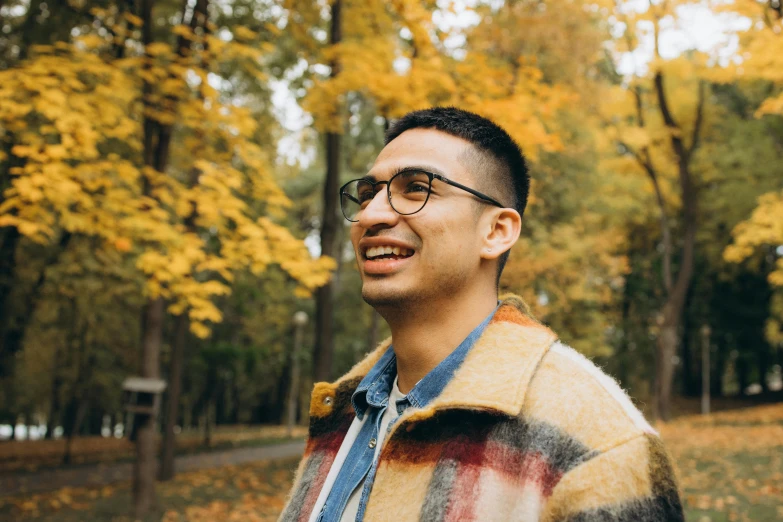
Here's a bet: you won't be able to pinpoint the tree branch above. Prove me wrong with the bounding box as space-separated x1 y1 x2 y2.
619 141 673 292
632 84 646 128
654 71 692 166
654 69 698 315
688 80 706 161
654 71 678 129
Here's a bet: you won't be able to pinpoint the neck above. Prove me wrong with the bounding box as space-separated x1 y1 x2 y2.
378 286 498 395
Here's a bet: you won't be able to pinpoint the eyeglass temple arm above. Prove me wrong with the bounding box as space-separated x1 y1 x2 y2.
432 174 505 208
342 192 360 204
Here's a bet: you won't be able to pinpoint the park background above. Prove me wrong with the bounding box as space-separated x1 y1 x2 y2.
0 0 782 520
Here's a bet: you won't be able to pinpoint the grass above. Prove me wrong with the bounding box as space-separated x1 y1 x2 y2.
1 405 782 521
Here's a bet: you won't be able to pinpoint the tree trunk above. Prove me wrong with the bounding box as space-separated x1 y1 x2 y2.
652 232 696 421
46 347 64 439
133 296 164 519
711 343 725 398
757 345 770 394
62 398 88 465
0 227 20 373
203 400 214 447
654 320 680 421
182 398 192 432
277 345 293 425
16 0 42 61
286 320 305 436
155 0 209 481
312 0 343 383
134 0 161 507
679 322 701 397
158 313 187 481
214 375 226 425
736 356 750 396
0 125 26 376
133 0 209 510
648 74 702 422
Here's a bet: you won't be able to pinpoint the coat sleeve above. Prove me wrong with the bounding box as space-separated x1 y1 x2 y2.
540 433 684 522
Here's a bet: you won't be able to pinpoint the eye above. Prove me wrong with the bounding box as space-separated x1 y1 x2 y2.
358 190 375 203
392 171 430 198
356 180 378 205
404 182 429 193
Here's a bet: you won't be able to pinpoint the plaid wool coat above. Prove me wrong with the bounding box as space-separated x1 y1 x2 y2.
279 296 684 522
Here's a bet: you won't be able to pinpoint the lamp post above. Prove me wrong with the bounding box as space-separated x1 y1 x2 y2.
287 311 308 438
701 324 711 415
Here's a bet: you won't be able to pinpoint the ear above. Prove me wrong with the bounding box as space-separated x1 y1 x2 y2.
479 208 521 261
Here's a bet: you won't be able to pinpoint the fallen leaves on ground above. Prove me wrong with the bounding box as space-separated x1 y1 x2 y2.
0 457 298 522
2 405 782 521
659 402 783 521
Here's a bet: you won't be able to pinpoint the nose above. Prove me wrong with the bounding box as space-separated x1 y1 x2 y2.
356 185 399 230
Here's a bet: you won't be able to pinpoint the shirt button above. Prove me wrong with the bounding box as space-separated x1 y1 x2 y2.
368 438 377 448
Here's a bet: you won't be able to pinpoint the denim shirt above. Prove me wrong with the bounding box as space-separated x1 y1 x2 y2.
317 303 499 522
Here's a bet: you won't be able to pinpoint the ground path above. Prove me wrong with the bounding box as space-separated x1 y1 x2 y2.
0 440 305 497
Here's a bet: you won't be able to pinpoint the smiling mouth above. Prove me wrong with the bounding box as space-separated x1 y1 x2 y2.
363 246 415 261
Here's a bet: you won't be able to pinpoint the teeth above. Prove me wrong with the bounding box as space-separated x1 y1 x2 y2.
365 246 413 259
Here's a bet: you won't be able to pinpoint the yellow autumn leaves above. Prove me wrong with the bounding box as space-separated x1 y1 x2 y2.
0 28 334 338
720 4 783 346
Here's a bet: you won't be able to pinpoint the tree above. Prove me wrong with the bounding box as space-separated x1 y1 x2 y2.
720 0 783 118
602 1 710 420
0 0 334 514
722 0 783 363
464 0 629 357
312 0 342 383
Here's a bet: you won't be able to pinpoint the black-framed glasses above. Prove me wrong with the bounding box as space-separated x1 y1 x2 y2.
339 168 505 222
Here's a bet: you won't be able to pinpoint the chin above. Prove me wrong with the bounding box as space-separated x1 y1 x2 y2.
361 283 415 308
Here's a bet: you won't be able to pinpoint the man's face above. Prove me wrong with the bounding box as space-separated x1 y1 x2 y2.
350 128 487 308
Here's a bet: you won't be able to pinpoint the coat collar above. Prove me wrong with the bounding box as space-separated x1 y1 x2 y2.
309 295 557 421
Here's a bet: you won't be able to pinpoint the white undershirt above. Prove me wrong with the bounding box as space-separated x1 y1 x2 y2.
308 377 407 522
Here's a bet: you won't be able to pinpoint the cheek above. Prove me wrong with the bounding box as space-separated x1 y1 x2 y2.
418 216 480 258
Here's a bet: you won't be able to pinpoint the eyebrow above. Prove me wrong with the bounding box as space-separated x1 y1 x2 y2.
362 164 449 183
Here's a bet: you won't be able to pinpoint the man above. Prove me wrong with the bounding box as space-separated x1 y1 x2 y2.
279 107 683 522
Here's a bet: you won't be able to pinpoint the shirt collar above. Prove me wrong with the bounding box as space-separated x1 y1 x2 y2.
351 343 397 419
351 303 499 418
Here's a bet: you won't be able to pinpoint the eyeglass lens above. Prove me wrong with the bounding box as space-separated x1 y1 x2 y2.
341 171 432 221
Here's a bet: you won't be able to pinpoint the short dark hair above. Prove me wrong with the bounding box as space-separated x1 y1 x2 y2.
384 106 529 283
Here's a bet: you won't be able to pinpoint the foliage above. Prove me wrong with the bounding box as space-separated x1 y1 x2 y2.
725 191 783 285
0 10 334 340
0 0 782 481
719 1 783 349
